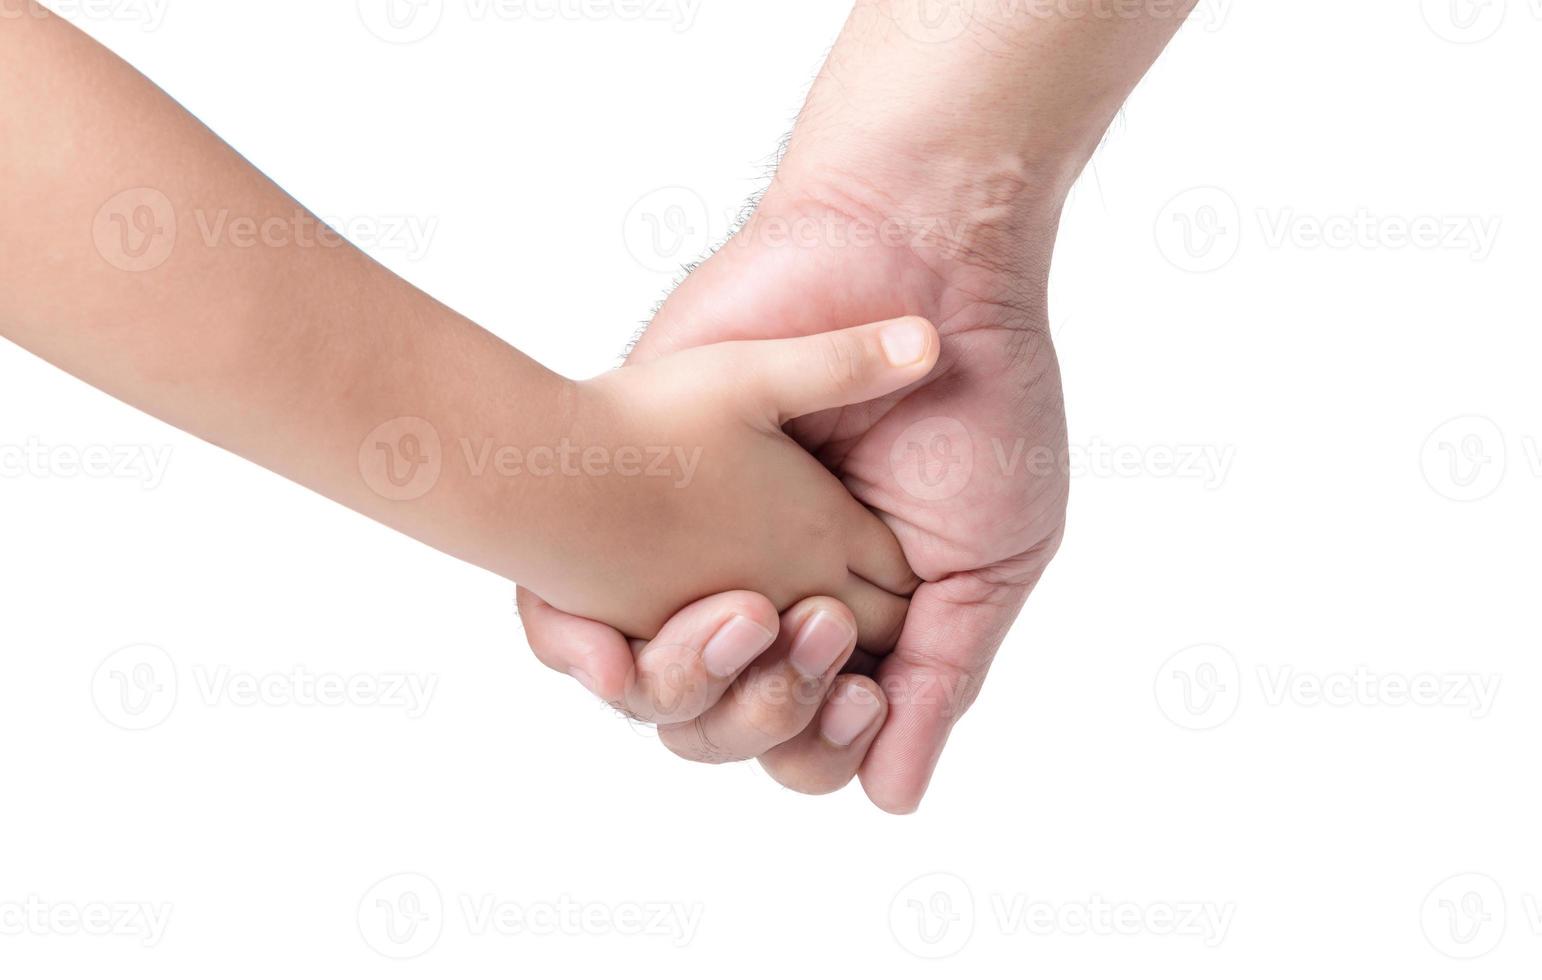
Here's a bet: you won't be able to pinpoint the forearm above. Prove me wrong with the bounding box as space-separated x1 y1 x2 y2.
0 9 574 583
782 0 1198 224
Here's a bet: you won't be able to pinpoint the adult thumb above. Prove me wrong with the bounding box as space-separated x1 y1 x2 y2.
744 316 940 422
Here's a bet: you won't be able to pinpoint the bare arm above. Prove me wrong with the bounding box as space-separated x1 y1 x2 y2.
790 0 1201 199
0 9 579 581
0 9 922 644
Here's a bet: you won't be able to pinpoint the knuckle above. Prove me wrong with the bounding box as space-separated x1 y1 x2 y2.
632 663 706 723
817 333 863 393
742 679 819 744
660 717 737 765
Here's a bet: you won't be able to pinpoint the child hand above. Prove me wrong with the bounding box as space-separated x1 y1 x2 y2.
524 316 939 650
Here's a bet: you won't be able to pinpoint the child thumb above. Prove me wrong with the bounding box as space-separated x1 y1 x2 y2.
745 316 940 422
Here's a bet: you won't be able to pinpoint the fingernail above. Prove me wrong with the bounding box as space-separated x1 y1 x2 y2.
703 615 776 679
568 667 604 699
880 318 929 367
789 610 855 679
820 687 882 747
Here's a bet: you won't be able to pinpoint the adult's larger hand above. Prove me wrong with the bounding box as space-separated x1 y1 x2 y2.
520 0 1197 811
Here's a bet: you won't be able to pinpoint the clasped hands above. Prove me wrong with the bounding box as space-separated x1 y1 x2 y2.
0 0 1186 814
517 165 1070 813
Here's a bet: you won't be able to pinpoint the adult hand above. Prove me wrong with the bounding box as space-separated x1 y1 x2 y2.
521 163 1068 810
520 0 1196 811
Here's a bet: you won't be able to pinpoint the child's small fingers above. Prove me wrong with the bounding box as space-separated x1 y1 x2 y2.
841 495 920 597
836 572 911 655
658 598 856 764
758 675 889 796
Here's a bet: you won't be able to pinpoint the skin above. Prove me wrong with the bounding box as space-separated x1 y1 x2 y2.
0 10 929 649
521 0 1200 811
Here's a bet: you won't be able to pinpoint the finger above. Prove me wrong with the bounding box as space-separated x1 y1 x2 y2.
517 585 634 701
733 316 940 423
619 594 779 723
840 492 921 597
834 571 910 655
858 576 1031 814
518 586 779 724
658 597 857 764
758 675 888 796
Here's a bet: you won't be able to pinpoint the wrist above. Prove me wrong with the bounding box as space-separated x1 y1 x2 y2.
782 104 1088 225
784 0 1187 219
763 147 1061 327
776 40 1075 274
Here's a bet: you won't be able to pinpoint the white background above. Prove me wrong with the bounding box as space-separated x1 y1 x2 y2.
2 0 1539 975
